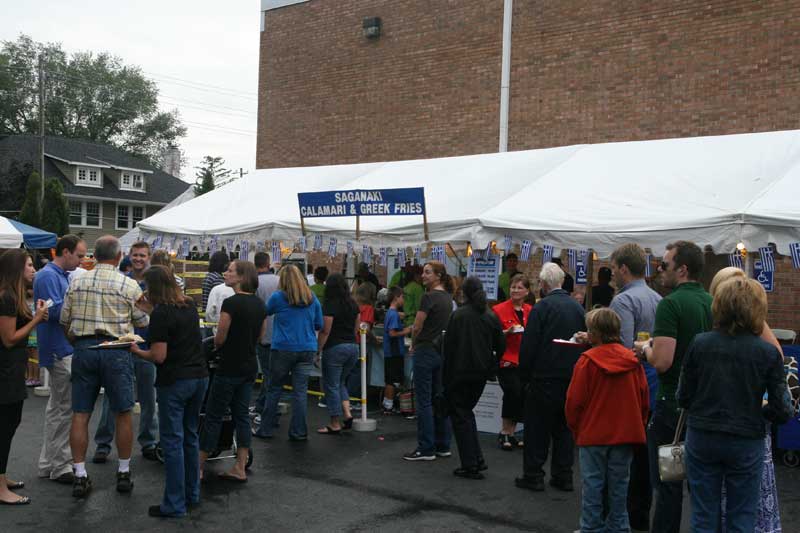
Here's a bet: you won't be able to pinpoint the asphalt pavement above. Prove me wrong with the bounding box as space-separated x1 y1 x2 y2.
5 392 800 532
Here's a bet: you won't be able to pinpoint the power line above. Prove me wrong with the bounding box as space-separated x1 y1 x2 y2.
142 70 257 98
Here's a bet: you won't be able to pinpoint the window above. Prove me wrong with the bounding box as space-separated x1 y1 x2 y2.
117 205 130 229
121 173 131 187
77 168 87 181
88 169 99 183
132 173 143 189
120 172 144 191
69 200 101 227
76 166 102 187
132 206 144 226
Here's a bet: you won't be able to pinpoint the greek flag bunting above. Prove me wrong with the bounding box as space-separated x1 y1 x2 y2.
483 241 493 259
645 254 653 277
298 236 307 253
181 238 190 258
379 247 388 266
567 249 577 272
759 247 775 272
414 246 422 264
397 247 406 265
362 244 372 264
579 249 589 266
226 239 234 253
542 244 554 264
209 236 218 255
271 241 282 264
328 237 337 257
728 250 743 269
503 234 513 253
790 242 800 270
169 235 178 252
346 241 354 256
520 240 533 261
313 235 323 251
240 241 250 261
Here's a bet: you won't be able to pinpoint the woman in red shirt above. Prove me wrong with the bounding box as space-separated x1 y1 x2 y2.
491 274 532 450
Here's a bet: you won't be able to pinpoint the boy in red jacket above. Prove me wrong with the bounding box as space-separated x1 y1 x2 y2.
566 308 649 533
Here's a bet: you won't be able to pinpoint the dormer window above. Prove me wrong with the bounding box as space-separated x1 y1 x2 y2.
76 166 102 188
121 171 145 191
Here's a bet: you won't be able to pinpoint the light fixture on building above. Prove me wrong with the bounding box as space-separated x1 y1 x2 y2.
363 17 382 39
737 242 747 257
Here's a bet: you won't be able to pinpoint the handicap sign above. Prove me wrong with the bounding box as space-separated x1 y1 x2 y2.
754 260 774 293
576 260 587 285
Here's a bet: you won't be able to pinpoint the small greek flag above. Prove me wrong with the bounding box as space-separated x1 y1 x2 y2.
240 240 250 261
346 241 354 256
397 247 406 265
503 234 513 253
298 236 307 253
645 254 653 277
579 249 589 265
327 237 337 257
414 246 422 264
790 242 800 270
542 244 554 264
140 231 150 243
379 247 388 266
520 240 533 261
362 244 371 264
169 235 178 252
728 250 743 270
482 241 493 259
226 239 234 253
759 247 775 272
567 249 577 272
181 238 190 258
313 235 323 251
209 236 218 255
271 241 282 264
435 245 447 265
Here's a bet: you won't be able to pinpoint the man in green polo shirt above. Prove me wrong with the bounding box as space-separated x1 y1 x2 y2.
634 240 712 533
402 266 424 327
498 253 520 302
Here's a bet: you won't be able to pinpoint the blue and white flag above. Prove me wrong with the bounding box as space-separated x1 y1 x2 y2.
728 250 744 270
790 242 800 270
226 239 234 253
503 234 513 253
759 247 775 272
346 241 354 256
153 234 164 251
542 244 554 264
271 241 282 264
169 235 178 252
181 238 190 258
520 240 533 261
328 237 337 257
240 240 250 261
209 236 218 255
567 249 577 272
379 247 388 266
298 236 307 253
645 254 653 277
397 247 406 266
414 246 422 265
432 245 447 264
362 244 372 264
313 235 323 252
579 249 589 265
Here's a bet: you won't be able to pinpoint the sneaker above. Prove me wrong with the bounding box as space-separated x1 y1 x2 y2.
403 450 436 461
514 476 545 492
92 449 109 464
142 446 158 461
72 475 92 498
435 450 452 458
116 471 134 493
453 467 484 480
253 414 262 426
52 472 75 485
317 400 327 408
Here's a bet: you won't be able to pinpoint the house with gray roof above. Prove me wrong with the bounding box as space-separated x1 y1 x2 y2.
0 135 191 245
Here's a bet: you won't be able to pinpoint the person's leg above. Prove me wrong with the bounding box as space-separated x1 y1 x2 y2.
605 445 634 533
498 366 521 436
255 351 292 438
339 345 358 421
134 358 159 452
453 381 486 469
114 411 134 462
93 396 115 456
685 427 724 533
70 343 101 468
321 346 345 426
183 377 207 506
722 435 765 533
522 383 551 481
224 379 252 478
156 382 188 516
0 401 25 503
431 353 451 453
579 446 608 533
254 344 270 413
627 440 652 532
199 376 235 456
289 352 313 439
411 349 435 456
38 356 74 479
448 385 472 467
549 383 575 485
648 403 684 533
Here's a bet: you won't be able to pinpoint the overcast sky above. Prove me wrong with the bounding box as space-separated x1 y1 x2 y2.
1 0 260 183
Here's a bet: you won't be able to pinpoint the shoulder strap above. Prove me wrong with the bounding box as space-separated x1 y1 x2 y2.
672 409 687 445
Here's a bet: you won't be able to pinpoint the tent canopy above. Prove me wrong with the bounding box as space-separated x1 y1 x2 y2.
0 216 57 249
137 130 800 256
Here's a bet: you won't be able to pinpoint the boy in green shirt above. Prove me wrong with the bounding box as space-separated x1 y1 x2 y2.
310 266 328 304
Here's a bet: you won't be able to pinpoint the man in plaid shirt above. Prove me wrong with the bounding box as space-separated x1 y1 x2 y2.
61 235 149 498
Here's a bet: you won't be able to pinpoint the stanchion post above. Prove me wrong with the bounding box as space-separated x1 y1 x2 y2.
353 322 376 431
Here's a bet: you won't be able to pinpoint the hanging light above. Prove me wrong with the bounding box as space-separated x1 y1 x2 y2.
466 243 473 257
737 242 747 257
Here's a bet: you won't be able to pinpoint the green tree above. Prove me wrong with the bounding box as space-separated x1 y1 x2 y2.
194 156 230 196
18 170 41 227
41 178 69 235
0 35 186 166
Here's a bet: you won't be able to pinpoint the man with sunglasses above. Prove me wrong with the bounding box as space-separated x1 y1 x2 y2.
634 241 712 533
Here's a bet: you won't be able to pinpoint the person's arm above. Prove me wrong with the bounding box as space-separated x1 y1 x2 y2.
130 286 149 327
492 315 507 361
635 299 677 373
565 358 589 434
205 288 220 325
35 273 64 324
676 340 698 409
60 286 73 335
764 346 793 424
0 299 48 348
411 310 427 345
761 322 784 355
313 298 323 331
318 316 333 353
609 296 635 348
130 341 167 364
518 306 542 387
214 311 231 349
638 366 651 426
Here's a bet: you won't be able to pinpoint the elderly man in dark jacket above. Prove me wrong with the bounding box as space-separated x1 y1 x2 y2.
516 262 586 492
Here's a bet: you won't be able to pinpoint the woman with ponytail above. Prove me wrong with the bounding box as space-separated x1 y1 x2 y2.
441 277 505 479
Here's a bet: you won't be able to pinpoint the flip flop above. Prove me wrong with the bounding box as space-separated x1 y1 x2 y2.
0 496 31 505
317 425 341 435
342 417 354 430
7 481 24 490
217 472 247 483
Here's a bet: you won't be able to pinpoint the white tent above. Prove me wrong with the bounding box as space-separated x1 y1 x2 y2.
137 130 800 256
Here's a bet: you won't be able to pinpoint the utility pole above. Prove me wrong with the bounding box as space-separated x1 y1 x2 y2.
237 167 248 180
38 54 46 203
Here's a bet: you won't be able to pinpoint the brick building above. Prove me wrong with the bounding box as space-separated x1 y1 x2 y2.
257 0 800 330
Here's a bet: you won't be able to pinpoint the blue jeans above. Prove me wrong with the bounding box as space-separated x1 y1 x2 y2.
686 427 764 533
579 445 633 533
157 377 207 517
322 343 358 417
95 357 159 452
256 350 313 439
200 375 253 452
71 339 134 413
254 343 271 413
412 346 451 455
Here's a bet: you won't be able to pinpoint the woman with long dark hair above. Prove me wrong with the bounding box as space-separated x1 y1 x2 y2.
0 249 48 505
199 260 266 482
316 273 359 434
403 260 454 461
442 277 505 479
130 266 208 518
201 251 230 310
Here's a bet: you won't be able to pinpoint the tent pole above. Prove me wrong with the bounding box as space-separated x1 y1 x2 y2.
356 215 360 241
300 216 306 236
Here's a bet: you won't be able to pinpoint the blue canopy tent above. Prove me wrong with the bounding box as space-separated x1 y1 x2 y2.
0 216 57 249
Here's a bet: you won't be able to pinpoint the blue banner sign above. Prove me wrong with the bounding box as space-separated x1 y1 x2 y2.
298 187 425 218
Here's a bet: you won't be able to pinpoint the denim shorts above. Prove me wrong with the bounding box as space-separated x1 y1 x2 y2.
71 339 135 413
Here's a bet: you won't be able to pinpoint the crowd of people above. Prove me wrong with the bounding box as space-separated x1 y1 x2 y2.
0 233 797 533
